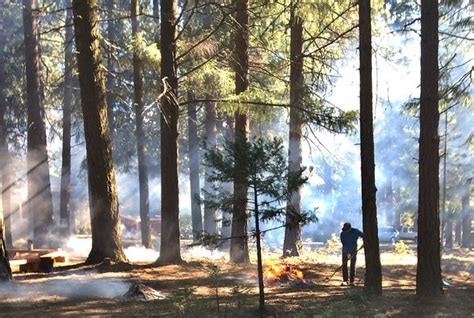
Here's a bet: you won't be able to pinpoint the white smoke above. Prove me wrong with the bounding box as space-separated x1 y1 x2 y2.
64 235 91 260
64 236 159 263
182 246 228 262
124 245 159 263
0 273 131 302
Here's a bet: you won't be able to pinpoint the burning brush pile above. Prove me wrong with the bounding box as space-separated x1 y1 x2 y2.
263 260 310 287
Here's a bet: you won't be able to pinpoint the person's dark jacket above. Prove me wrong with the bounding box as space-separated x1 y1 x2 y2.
340 228 364 254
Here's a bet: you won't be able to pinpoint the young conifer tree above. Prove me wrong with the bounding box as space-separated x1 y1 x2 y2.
204 137 312 316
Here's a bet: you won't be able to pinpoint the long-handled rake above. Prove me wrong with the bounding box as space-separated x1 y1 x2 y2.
324 244 364 283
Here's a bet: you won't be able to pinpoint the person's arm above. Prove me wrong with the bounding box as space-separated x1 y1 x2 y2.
358 229 364 239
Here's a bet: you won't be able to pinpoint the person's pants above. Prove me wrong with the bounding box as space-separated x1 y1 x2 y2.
342 252 357 282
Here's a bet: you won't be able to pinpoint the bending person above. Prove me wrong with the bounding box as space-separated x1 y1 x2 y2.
340 222 363 286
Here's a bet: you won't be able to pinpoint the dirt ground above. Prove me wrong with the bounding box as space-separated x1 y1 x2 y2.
0 246 472 317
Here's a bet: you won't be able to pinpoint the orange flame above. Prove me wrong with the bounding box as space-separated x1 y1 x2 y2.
263 260 306 284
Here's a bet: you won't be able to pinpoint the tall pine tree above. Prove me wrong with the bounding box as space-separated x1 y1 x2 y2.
23 0 54 247
230 0 250 264
416 0 443 297
359 0 382 295
132 0 152 248
0 0 13 249
283 0 304 257
157 0 182 264
187 94 203 242
59 0 74 235
72 0 127 264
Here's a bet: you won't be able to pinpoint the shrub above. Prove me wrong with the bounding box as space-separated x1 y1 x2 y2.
321 234 342 255
394 241 411 254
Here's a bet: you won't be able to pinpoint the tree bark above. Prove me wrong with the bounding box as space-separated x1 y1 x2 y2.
60 2 74 235
440 112 448 249
153 0 160 43
253 187 265 316
416 0 442 297
454 217 462 245
157 0 182 264
0 4 13 249
0 218 12 281
132 0 152 249
385 175 394 227
187 96 203 243
323 160 336 215
218 116 234 249
283 6 303 258
153 0 159 16
198 6 218 239
0 160 12 249
393 184 401 229
444 219 453 249
72 0 127 264
359 0 382 295
23 0 54 247
204 101 218 236
105 0 116 134
461 180 471 248
230 0 250 264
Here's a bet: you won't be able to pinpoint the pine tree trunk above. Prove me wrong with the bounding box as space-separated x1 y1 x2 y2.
385 175 394 227
204 101 218 236
132 0 152 249
359 0 382 295
283 8 303 258
393 185 401 229
416 0 442 297
23 0 54 247
461 181 471 248
105 0 116 134
0 151 12 249
219 116 234 249
321 160 334 213
0 5 13 249
153 0 158 15
253 187 265 316
230 0 250 264
153 0 160 43
441 112 448 249
158 0 182 264
454 217 462 245
187 95 203 243
60 2 74 235
231 117 249 263
0 18 11 254
72 0 127 264
0 218 12 281
444 220 453 249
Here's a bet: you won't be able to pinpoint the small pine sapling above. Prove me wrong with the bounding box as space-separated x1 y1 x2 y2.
204 136 316 316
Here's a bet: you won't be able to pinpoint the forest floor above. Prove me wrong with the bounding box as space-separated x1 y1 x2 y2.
0 244 472 317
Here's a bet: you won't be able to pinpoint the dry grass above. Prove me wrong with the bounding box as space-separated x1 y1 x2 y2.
0 246 472 317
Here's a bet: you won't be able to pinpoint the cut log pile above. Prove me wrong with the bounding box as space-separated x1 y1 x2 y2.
9 249 68 273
